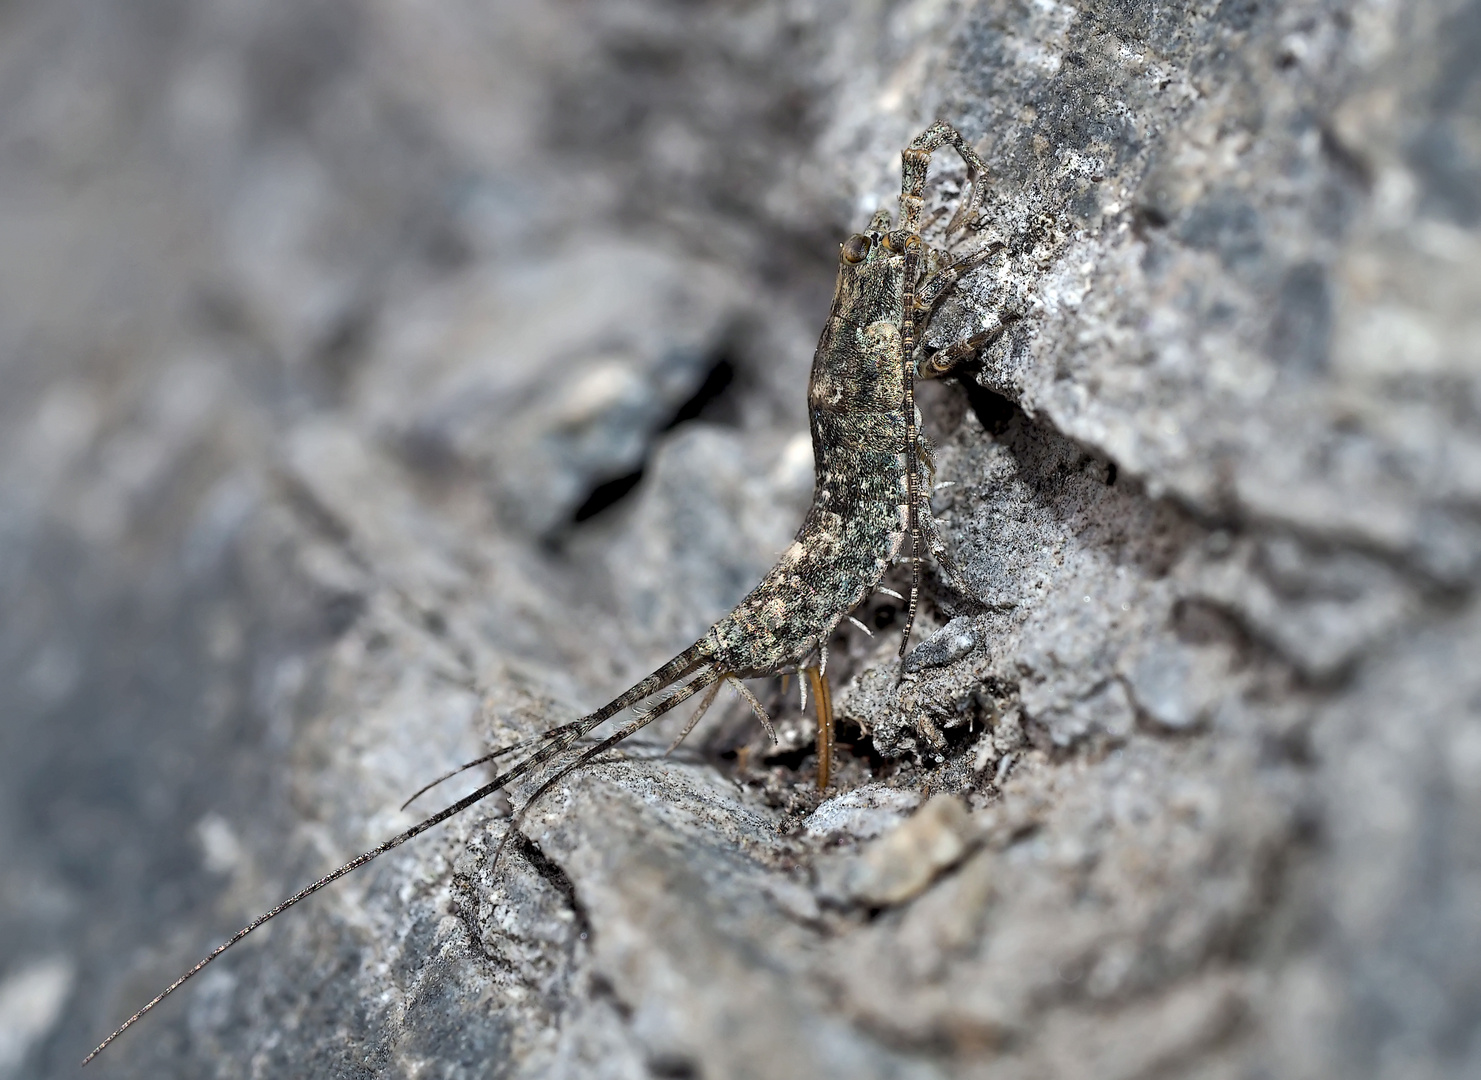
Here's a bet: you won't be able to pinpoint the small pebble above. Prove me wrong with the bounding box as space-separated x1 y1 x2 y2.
901 616 978 674
840 794 975 907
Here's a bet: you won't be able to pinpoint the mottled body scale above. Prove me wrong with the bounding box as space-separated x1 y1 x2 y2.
86 122 995 1064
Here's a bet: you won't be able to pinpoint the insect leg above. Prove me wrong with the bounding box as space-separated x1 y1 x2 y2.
727 676 778 744
804 664 835 790
915 243 1000 312
664 675 726 755
918 493 972 598
909 427 973 598
899 121 989 234
897 122 991 656
917 317 1014 379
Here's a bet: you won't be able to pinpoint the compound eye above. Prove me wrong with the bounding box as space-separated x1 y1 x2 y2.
840 233 871 264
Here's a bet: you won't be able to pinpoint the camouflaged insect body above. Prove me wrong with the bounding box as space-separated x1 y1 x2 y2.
703 235 918 677
85 123 993 1064
511 236 936 742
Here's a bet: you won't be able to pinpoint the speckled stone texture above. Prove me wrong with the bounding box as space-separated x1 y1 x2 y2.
1 1 1477 1079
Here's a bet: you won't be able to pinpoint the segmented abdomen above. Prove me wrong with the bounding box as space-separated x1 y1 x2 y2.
703 408 907 677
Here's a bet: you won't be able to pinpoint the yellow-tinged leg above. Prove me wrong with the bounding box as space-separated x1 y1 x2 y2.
805 665 834 790
821 670 834 787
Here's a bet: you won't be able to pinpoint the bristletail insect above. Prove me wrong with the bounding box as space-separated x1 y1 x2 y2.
85 120 1001 1065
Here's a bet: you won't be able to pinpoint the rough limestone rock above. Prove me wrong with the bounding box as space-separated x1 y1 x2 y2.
1 1 1477 1078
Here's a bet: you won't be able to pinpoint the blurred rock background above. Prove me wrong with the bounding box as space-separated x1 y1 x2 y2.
1 0 1478 1077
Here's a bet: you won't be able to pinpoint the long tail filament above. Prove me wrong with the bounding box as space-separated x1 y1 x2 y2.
85 646 717 1066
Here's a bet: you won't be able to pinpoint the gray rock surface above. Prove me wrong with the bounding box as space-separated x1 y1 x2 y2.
1 1 1477 1078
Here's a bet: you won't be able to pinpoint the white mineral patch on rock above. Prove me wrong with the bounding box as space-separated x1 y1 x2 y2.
803 783 923 840
0 957 73 1077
